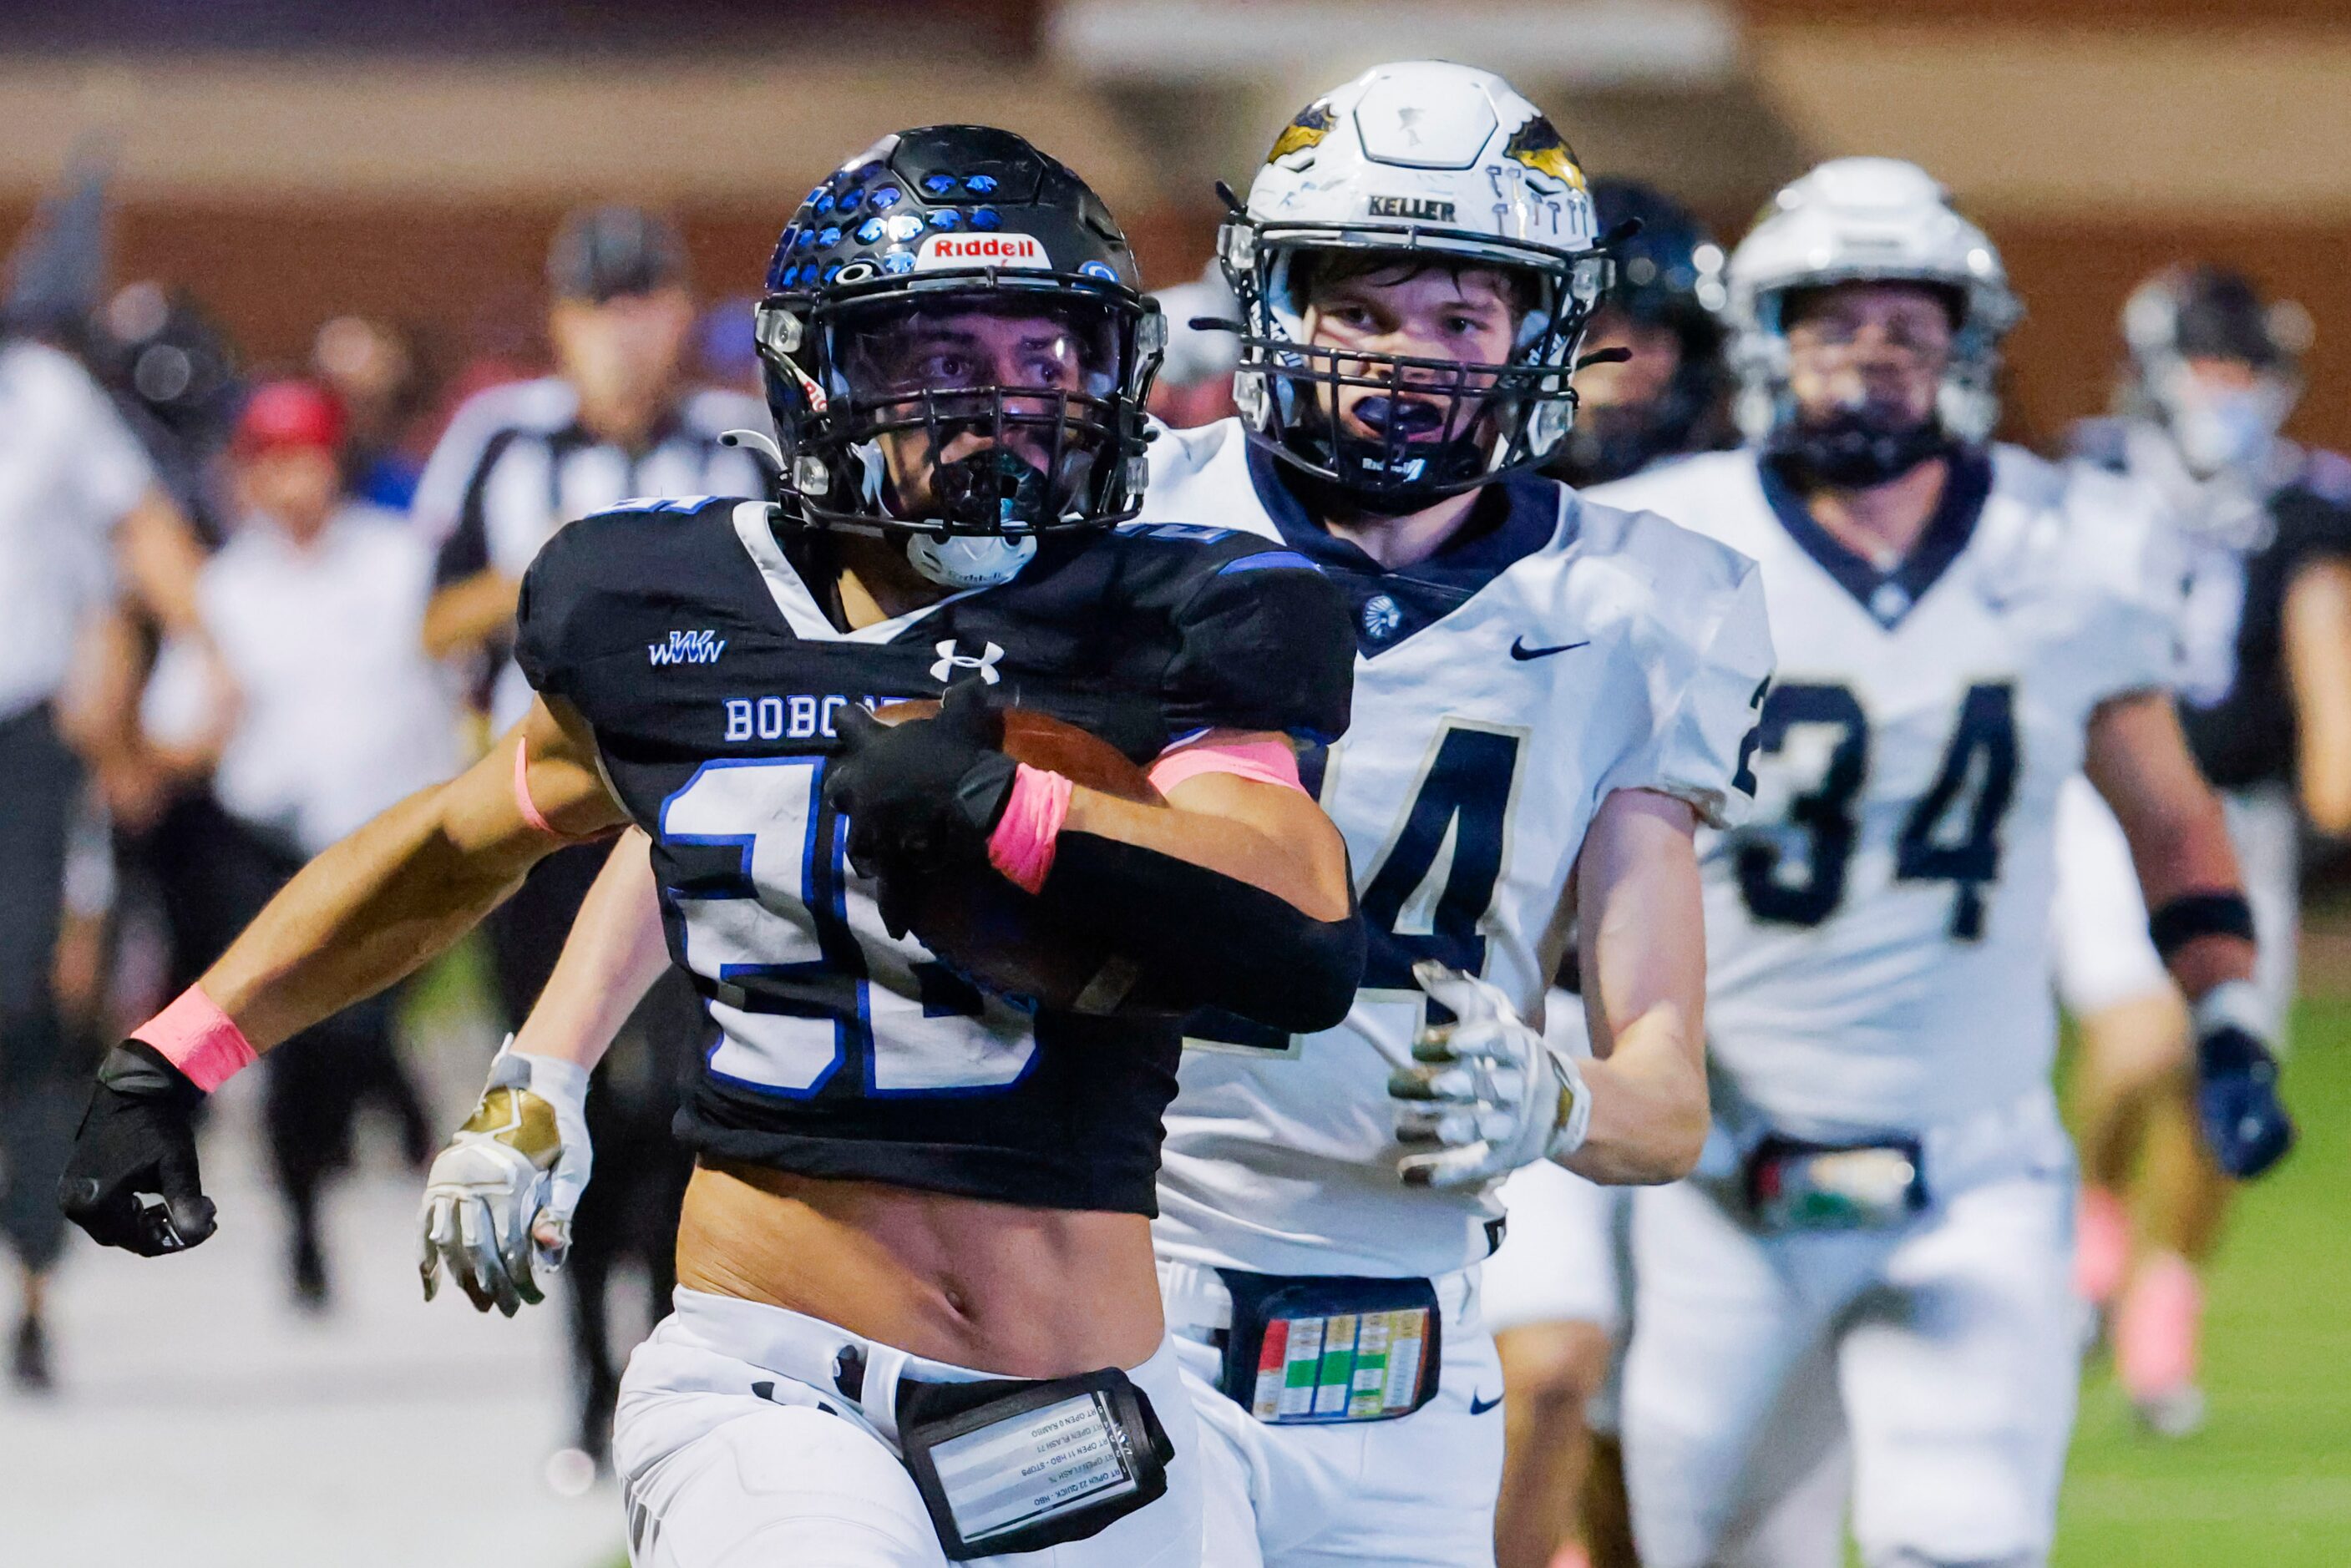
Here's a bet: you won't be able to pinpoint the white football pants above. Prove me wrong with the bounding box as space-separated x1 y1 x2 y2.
613 1288 1203 1567
1158 1257 1506 1568
1621 1090 2085 1568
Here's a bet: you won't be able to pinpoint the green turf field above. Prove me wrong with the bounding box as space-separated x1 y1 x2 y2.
2055 993 2351 1565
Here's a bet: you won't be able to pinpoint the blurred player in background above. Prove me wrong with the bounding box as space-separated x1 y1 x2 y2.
1591 159 2293 1568
139 380 455 1306
2055 264 2351 1435
0 320 205 1389
410 201 763 1474
1544 178 1731 491
1483 175 1736 1568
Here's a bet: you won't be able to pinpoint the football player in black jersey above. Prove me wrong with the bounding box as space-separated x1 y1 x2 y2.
2057 264 2351 1435
58 127 1362 1565
1545 178 1733 490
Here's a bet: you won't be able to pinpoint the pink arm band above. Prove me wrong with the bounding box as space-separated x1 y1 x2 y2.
131 985 256 1094
988 764 1073 894
514 737 559 836
1147 734 1305 796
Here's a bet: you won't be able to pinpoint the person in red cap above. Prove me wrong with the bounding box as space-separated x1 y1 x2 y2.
138 378 462 1307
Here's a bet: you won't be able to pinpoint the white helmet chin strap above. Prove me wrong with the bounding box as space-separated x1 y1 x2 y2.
905 532 1038 589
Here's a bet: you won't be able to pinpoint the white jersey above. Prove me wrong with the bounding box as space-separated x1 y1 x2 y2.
1593 445 2174 1136
1143 419 1774 1277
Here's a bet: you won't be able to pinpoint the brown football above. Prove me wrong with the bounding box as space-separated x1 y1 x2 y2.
871 701 1168 1015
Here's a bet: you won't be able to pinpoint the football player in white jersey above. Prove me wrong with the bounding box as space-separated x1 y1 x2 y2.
1586 158 2296 1568
1478 176 1738 1568
2054 264 2351 1436
408 63 1774 1568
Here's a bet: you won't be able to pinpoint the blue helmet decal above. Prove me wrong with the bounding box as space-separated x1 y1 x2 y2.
856 219 884 243
818 226 842 247
928 209 962 230
921 172 956 195
965 174 998 195
871 186 902 210
883 250 917 275
970 207 1001 231
1080 260 1119 281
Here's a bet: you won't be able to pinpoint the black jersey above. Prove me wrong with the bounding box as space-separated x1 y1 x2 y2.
2074 420 2351 790
514 498 1354 1214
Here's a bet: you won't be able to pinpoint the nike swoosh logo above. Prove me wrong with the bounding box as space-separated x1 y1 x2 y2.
1469 1391 1504 1415
1510 637 1590 661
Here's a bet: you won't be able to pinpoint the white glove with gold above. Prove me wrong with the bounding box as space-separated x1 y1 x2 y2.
418 1039 591 1316
1390 961 1592 1190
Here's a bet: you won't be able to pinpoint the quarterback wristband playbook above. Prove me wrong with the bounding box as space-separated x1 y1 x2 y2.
1211 1271 1442 1425
1743 1133 1927 1232
897 1368 1173 1560
131 985 256 1093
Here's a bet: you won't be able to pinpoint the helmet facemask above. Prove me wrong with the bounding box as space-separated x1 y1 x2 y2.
1226 227 1608 513
1752 281 1984 488
759 281 1161 587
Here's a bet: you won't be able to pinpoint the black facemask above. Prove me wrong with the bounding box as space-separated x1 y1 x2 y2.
1772 404 1953 489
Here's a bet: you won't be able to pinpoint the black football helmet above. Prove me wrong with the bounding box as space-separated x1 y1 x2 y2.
1550 179 1730 487
754 127 1164 587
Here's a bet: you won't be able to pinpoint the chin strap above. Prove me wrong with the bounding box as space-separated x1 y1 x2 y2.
1773 412 1953 489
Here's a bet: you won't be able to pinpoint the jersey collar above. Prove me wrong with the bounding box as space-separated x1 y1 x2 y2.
1243 443 1572 656
728 502 985 643
1757 446 1993 629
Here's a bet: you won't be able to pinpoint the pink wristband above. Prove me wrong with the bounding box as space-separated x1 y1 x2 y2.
131 985 256 1094
988 764 1073 894
1147 734 1305 796
514 736 558 836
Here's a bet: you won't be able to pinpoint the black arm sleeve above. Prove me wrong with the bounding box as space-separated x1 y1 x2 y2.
1036 830 1365 1034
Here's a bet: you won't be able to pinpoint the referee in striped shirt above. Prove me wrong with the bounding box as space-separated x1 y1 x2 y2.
412 205 764 1469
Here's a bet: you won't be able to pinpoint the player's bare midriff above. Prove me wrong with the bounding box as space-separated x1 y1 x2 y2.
676 1159 1166 1376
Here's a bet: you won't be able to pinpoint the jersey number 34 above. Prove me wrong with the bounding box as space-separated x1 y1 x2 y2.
1736 681 2019 938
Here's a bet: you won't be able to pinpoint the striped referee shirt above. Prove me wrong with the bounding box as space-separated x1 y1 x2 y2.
415 376 769 729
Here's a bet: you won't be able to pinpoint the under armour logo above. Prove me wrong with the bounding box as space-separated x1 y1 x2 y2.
930 640 1005 685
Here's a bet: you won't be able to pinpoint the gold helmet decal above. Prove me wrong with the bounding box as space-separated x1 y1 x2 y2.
1502 115 1585 190
1267 99 1336 165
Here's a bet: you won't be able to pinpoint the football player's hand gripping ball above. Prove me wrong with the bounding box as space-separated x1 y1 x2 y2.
2192 980 2295 1180
824 678 1020 937
1390 962 1592 1189
58 1042 218 1256
419 1039 592 1316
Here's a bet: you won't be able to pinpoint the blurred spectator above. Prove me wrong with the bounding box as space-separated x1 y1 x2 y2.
409 203 760 1474
312 315 436 513
139 380 457 1308
0 327 207 1390
96 282 244 544
1147 262 1239 429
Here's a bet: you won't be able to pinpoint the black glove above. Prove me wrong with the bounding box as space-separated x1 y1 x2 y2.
58 1042 218 1256
824 679 1019 936
2196 1021 2295 1180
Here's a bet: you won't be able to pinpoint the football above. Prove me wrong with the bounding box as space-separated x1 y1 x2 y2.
872 701 1168 1014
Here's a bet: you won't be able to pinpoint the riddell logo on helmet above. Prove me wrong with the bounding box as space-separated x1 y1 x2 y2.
913 233 1050 271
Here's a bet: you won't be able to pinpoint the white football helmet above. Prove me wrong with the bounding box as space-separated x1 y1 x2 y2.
1725 157 2019 454
1220 61 1609 508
